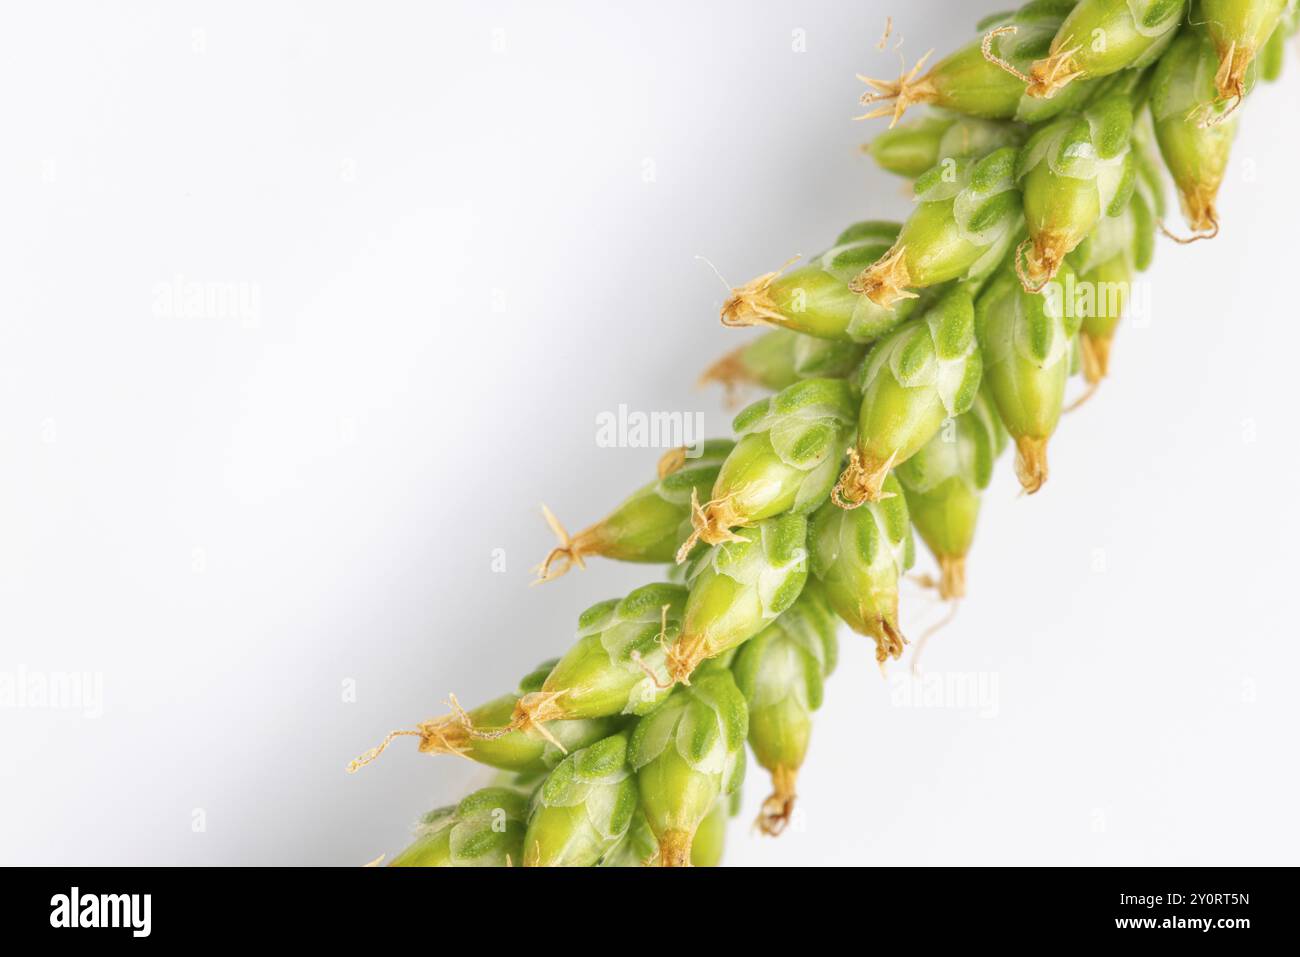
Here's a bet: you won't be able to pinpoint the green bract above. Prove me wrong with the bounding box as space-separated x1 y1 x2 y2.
1027 0 1186 99
1016 93 1136 288
851 148 1022 308
859 1 1100 124
535 439 733 581
1202 0 1288 99
680 379 856 557
722 221 917 342
513 583 688 731
869 112 1026 179
629 671 748 866
668 513 809 684
977 260 1084 493
1151 28 1246 237
836 287 983 505
731 581 838 835
895 391 1007 599
523 733 638 867
810 475 914 664
389 787 529 867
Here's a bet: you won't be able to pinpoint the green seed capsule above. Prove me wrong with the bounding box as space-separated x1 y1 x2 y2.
851 148 1022 308
836 287 983 505
511 583 688 732
1202 0 1288 99
858 1 1101 124
629 671 748 867
523 733 638 867
1016 93 1136 288
1026 0 1186 100
667 512 810 684
699 329 802 403
810 474 914 665
895 391 1007 599
1151 28 1248 237
721 221 919 342
869 112 1026 179
389 787 529 867
535 439 734 581
680 379 856 557
976 260 1084 493
731 581 838 835
688 799 729 867
349 657 619 775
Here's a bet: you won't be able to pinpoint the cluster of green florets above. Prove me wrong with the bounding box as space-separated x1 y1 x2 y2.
357 0 1296 867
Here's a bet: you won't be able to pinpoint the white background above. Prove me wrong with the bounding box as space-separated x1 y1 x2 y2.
2 1 1297 866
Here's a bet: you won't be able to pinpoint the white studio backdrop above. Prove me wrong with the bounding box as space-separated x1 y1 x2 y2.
1 1 1297 866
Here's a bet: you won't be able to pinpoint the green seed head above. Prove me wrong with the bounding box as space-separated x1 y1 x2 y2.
523 733 639 867
854 148 1022 307
539 582 690 720
859 2 1099 124
670 513 810 683
722 221 919 343
840 286 983 503
731 582 839 834
1202 0 1288 98
1017 93 1136 286
537 439 733 581
895 391 1006 598
1151 28 1244 235
1026 0 1185 99
629 670 748 866
810 474 913 663
698 379 856 533
389 787 529 867
977 259 1082 492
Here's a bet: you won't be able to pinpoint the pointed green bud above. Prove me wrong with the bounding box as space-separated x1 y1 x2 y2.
389 787 529 867
535 439 733 581
809 474 914 664
857 2 1101 124
1151 28 1245 237
523 733 638 867
683 379 856 553
896 391 1007 598
522 582 689 725
1026 0 1186 100
732 581 838 835
1017 93 1136 287
668 513 809 684
1202 0 1288 98
976 260 1082 493
852 148 1022 307
720 221 919 342
629 670 748 866
837 287 982 504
